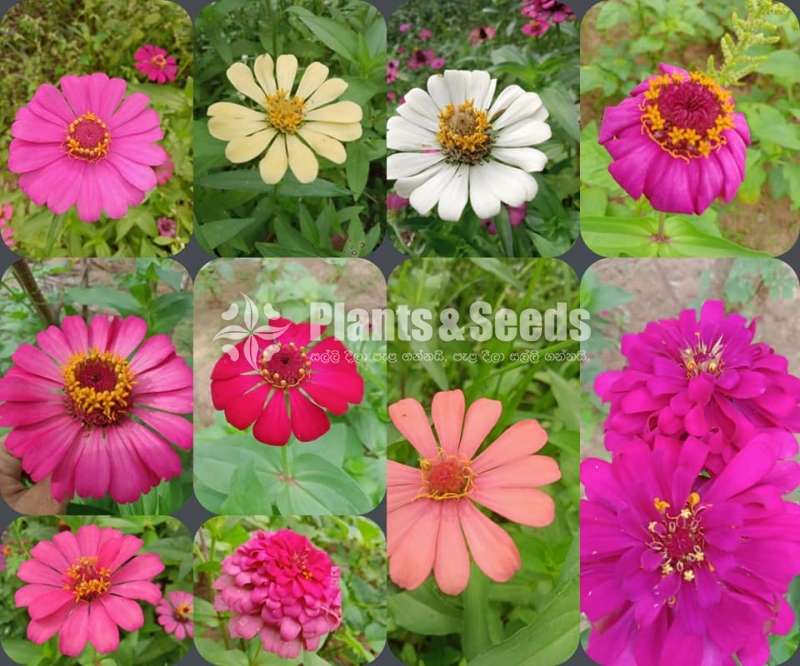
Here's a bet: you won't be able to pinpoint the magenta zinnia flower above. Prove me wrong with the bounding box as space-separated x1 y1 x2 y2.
15 524 164 657
599 64 750 215
9 74 168 222
211 319 364 445
469 25 497 45
154 152 174 185
213 529 342 660
596 300 800 473
156 590 194 640
522 18 550 37
581 436 800 665
0 314 193 503
134 44 178 84
157 216 177 238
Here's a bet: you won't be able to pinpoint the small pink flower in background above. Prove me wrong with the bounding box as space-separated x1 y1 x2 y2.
508 202 528 226
134 44 178 84
599 64 749 215
387 192 409 210
398 22 412 33
469 25 497 45
211 318 364 445
522 17 550 36
9 74 167 223
388 390 560 594
407 49 434 71
15 524 163 657
398 46 406 54
1 227 16 250
0 314 193 503
430 57 446 70
213 529 342 660
419 28 433 40
154 153 174 185
0 203 14 250
157 590 193 640
157 216 177 238
387 91 397 103
0 203 12 221
522 0 574 22
386 59 400 84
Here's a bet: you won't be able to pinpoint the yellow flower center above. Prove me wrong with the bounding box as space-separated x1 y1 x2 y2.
265 90 305 134
63 349 135 427
417 453 475 500
175 602 193 620
64 556 111 602
65 112 111 162
680 334 724 378
151 54 167 69
437 100 493 164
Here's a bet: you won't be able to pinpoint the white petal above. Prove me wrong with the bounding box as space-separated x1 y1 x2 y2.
395 162 449 198
493 92 544 130
409 164 459 215
427 74 450 109
397 102 439 133
481 78 498 111
227 63 267 104
305 78 348 111
208 102 265 121
495 119 552 147
437 165 469 221
532 105 549 123
404 88 440 120
253 55 277 95
286 134 318 183
295 62 329 100
208 117 268 141
444 71 469 106
387 151 444 179
467 71 491 109
304 101 362 123
225 128 277 163
491 147 548 172
276 54 298 93
489 84 525 119
298 128 346 164
387 116 438 151
483 160 538 206
469 163 502 219
302 121 362 142
259 134 288 184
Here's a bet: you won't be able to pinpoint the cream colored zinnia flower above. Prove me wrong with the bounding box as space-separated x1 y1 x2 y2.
208 54 363 185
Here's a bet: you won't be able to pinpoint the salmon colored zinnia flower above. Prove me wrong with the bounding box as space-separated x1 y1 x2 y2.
15 524 164 657
388 389 561 595
0 314 193 503
134 44 178 84
9 73 168 222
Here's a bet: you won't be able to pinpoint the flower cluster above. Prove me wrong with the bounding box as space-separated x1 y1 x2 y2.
521 0 575 37
213 529 342 659
0 202 15 249
388 23 446 103
582 300 800 665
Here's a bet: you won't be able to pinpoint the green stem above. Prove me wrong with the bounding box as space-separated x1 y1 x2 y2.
656 212 667 239
12 260 56 326
461 567 491 659
281 445 291 477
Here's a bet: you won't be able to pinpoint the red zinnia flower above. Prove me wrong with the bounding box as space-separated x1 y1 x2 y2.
211 319 364 445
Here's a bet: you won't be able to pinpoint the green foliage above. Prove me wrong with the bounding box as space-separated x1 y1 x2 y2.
194 0 386 258
0 516 192 666
194 516 387 666
387 0 579 257
387 259 579 666
0 0 193 257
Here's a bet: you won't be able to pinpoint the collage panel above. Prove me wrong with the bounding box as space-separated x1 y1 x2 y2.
580 0 800 257
580 258 800 664
193 258 386 515
193 514 387 666
386 259 580 665
0 0 193 257
386 0 579 258
193 0 387 258
0 258 193 516
0 515 193 666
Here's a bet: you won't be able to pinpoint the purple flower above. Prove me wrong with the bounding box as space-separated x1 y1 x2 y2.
157 216 177 238
387 192 409 210
418 28 432 40
407 49 435 71
522 18 550 36
599 64 750 215
430 56 446 70
399 23 412 33
581 436 800 665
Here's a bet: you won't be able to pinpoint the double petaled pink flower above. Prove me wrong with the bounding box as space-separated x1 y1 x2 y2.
134 44 178 84
211 319 364 445
388 389 560 595
156 590 194 640
15 525 164 657
596 300 800 474
9 74 168 222
213 529 342 660
0 314 193 503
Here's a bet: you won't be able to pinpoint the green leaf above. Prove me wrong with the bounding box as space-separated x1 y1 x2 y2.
65 287 141 314
199 218 259 250
389 585 463 636
462 567 492 659
287 6 357 62
743 103 800 150
595 1 631 29
2 637 45 663
469 258 525 289
195 638 249 666
345 142 370 199
756 49 800 86
281 452 373 514
580 188 608 216
539 86 579 142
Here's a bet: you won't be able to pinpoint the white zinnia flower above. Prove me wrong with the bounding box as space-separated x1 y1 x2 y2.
208 53 363 185
387 70 551 221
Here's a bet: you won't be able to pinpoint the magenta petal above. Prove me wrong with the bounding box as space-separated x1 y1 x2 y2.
645 155 694 214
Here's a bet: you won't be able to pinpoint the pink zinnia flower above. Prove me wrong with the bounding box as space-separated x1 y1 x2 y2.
15 524 164 657
430 57 446 70
398 22 412 33
508 202 527 226
419 28 433 40
599 64 750 215
0 314 193 503
388 389 560 595
1 227 16 250
157 216 177 238
211 319 364 445
581 436 800 665
156 590 193 640
154 152 174 185
469 25 497 45
386 59 399 85
522 18 550 36
407 49 434 71
0 203 12 222
596 300 800 474
387 192 410 210
213 529 342 660
134 44 178 84
9 74 168 222
387 91 397 103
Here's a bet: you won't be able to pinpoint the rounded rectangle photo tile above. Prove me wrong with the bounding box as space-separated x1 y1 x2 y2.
0 0 193 258
193 0 387 258
193 258 386 516
580 0 800 257
193 514 387 666
580 257 800 665
386 258 580 666
0 515 193 665
386 0 579 258
0 258 193 516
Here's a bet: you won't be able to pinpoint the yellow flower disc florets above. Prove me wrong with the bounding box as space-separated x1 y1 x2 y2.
65 556 112 602
65 112 111 162
437 100 493 165
63 349 135 427
265 90 305 134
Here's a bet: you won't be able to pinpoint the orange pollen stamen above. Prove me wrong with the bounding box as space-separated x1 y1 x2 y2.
64 556 111 602
65 112 111 161
417 453 475 500
680 333 724 378
175 602 193 619
437 100 493 164
63 349 135 427
151 54 167 69
258 341 312 389
264 89 305 134
648 492 712 583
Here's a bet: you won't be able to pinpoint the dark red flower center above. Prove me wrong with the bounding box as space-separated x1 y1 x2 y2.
640 71 735 161
63 350 135 427
680 335 724 378
259 342 311 388
151 53 167 69
65 112 111 161
65 555 112 602
419 454 474 499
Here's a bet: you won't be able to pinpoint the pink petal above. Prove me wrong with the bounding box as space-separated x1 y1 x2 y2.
11 344 62 382
52 530 81 562
389 500 441 589
434 501 471 595
100 595 143 632
11 106 66 143
110 581 162 604
76 168 103 222
112 108 162 139
74 430 110 499
59 602 90 657
26 589 74 620
111 553 164 584
290 390 330 441
389 398 438 459
119 421 182 481
76 524 102 555
109 92 151 130
458 397 502 459
27 605 71 644
129 334 176 373
97 77 127 121
432 390 465 455
59 75 90 116
458 500 520 582
472 420 548 474
133 409 193 449
476 455 561 489
15 584 61 607
135 355 192 394
253 391 291 445
109 316 147 358
8 139 65 173
88 602 119 654
30 83 74 123
471 486 555 527
30 541 70 572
